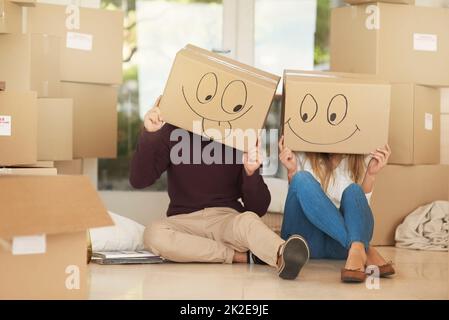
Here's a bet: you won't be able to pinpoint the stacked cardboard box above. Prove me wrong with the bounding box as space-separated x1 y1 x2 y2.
0 1 122 298
331 1 449 245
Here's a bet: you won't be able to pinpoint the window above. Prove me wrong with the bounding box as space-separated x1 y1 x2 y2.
98 0 332 190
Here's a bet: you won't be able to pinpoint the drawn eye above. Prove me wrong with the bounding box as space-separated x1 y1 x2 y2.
196 72 218 104
221 80 247 114
327 94 348 126
300 94 318 123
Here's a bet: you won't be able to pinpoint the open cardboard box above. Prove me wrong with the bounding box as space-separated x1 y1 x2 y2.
159 44 280 151
282 70 391 154
0 175 113 299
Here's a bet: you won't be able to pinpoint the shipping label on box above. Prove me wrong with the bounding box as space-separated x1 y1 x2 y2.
0 115 12 136
159 44 280 151
282 71 391 154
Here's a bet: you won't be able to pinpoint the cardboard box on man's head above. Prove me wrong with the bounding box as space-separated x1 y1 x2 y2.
282 70 391 154
0 175 113 299
159 44 280 151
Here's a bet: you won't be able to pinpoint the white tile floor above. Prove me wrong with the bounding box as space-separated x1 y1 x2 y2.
88 247 448 300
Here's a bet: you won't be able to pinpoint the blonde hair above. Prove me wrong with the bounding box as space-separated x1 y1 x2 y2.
304 152 366 191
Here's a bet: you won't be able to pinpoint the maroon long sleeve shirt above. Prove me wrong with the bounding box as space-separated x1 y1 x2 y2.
129 124 271 217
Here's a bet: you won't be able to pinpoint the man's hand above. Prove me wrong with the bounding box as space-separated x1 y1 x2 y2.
243 137 263 176
278 135 297 178
144 95 165 132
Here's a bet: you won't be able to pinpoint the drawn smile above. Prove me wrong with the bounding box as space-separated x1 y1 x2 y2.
285 118 360 145
182 86 253 123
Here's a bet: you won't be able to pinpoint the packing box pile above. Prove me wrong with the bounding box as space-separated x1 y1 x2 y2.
0 1 123 298
0 2 123 166
330 1 449 244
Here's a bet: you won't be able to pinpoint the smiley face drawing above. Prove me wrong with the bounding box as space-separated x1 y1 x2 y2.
181 72 254 141
284 93 360 146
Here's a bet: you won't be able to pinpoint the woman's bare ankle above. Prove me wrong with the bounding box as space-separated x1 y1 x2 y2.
345 242 367 271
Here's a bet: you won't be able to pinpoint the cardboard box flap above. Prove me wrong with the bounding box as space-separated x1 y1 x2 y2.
184 44 280 86
0 175 113 239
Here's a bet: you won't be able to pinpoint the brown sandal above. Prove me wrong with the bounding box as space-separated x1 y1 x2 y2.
341 268 367 283
366 262 395 278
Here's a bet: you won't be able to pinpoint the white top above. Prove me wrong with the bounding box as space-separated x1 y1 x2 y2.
295 152 372 208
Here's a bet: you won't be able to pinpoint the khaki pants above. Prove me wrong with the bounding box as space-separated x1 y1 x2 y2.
144 207 284 267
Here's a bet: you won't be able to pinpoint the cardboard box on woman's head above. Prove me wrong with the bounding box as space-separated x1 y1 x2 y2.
282 70 391 154
159 44 281 152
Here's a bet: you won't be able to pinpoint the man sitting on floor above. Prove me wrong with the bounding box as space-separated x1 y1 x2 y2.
129 96 309 280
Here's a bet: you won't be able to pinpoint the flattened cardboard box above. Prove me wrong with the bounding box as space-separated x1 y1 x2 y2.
0 175 113 299
388 84 440 165
60 82 118 159
159 44 280 151
0 0 21 34
282 70 391 154
0 33 61 98
370 165 449 246
330 4 449 86
37 98 73 161
26 3 124 85
0 91 37 166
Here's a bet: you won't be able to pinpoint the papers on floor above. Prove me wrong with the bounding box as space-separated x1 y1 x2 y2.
92 250 164 265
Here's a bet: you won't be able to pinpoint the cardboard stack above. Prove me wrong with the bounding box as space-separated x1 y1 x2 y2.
330 1 449 245
0 1 122 298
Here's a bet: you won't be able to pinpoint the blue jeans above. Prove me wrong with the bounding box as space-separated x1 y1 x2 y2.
281 171 374 259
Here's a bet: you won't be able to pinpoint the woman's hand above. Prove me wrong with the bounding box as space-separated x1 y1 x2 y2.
144 95 165 132
278 136 297 179
367 144 391 176
243 137 263 176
